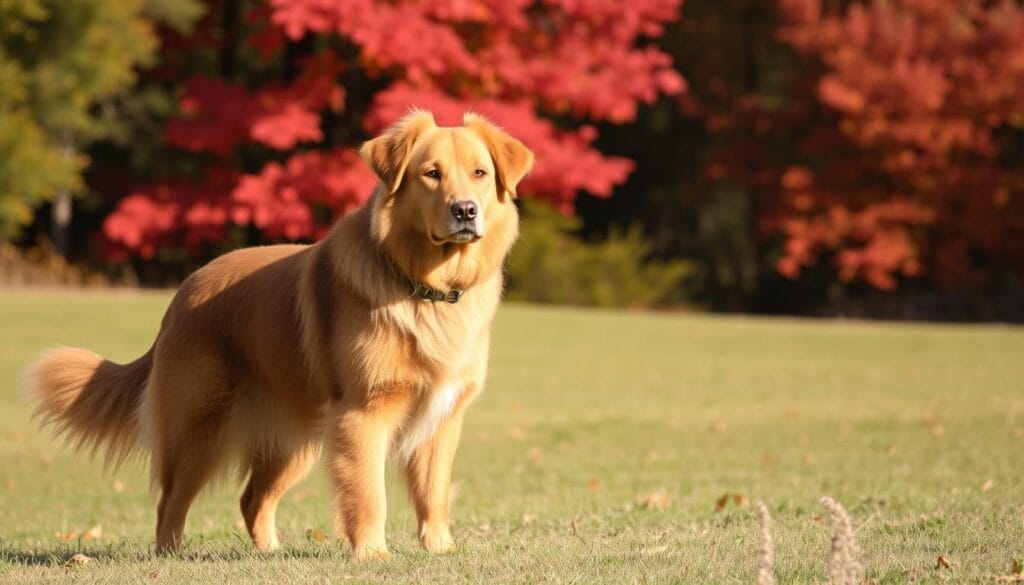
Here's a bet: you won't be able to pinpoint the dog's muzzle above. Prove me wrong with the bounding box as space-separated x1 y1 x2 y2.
446 216 483 243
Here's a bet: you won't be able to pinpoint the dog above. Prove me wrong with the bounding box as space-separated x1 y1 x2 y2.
25 110 534 559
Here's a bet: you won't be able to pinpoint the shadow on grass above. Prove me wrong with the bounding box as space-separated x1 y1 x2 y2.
0 537 345 567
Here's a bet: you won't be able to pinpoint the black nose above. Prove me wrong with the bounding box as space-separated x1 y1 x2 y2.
451 200 478 221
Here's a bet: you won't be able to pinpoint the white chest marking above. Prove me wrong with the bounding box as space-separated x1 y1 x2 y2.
395 383 461 463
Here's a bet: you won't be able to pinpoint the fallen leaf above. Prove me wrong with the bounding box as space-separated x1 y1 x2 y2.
981 479 995 492
508 426 526 440
838 423 852 439
149 569 160 579
715 494 729 512
637 491 672 509
758 453 775 468
3 479 14 492
930 424 946 437
56 529 79 541
798 434 810 446
586 478 600 492
784 407 800 419
801 453 816 467
732 494 750 508
710 420 727 434
937 555 954 570
921 412 938 425
885 444 897 456
82 525 102 540
112 480 125 493
305 526 328 542
65 553 93 568
520 513 535 526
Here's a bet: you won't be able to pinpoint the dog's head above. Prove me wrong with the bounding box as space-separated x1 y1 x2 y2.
360 110 534 289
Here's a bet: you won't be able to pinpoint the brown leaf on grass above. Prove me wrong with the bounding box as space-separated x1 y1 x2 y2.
56 529 79 541
65 553 93 568
981 479 995 492
759 453 776 468
714 493 748 511
710 420 728 434
884 444 897 456
921 412 938 425
81 525 102 540
1013 428 1023 439
937 555 954 570
148 570 160 579
586 478 600 492
637 491 672 509
305 526 328 542
508 426 526 440
930 423 946 437
112 480 125 493
715 494 729 512
3 479 14 492
801 453 816 467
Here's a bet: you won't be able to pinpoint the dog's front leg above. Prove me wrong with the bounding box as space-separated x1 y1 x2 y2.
327 391 412 560
402 382 479 553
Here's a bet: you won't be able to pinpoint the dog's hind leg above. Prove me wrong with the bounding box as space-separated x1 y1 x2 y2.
148 355 235 555
240 444 318 551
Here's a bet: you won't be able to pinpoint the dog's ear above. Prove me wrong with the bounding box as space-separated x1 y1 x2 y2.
463 113 534 200
360 110 437 194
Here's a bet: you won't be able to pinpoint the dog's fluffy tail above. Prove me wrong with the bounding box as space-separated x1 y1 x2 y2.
25 347 152 467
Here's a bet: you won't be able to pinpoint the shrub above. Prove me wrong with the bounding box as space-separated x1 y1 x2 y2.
505 202 692 309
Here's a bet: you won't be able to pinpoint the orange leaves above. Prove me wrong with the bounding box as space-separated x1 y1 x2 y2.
637 491 672 510
305 526 329 542
715 493 750 512
56 525 103 541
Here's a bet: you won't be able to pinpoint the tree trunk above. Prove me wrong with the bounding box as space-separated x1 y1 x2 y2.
50 139 75 259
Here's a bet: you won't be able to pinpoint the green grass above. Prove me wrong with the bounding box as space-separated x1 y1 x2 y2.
0 289 1022 584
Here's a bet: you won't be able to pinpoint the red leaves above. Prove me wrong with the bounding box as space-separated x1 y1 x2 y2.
104 0 684 260
762 0 1024 289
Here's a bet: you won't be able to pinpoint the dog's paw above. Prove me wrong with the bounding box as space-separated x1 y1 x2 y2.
419 525 456 554
351 544 391 561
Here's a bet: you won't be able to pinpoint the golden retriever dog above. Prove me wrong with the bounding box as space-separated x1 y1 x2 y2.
26 110 533 559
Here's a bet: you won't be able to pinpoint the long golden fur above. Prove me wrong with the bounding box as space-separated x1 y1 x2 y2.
25 111 534 559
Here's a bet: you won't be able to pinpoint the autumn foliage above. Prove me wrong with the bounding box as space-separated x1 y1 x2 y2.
770 0 1024 289
101 0 685 260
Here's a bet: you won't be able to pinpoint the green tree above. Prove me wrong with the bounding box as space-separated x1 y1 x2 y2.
0 0 200 253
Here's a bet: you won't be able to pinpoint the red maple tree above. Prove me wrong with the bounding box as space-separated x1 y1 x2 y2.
102 0 685 260
769 0 1024 289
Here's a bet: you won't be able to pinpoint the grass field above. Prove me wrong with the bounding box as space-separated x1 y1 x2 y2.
0 289 1022 584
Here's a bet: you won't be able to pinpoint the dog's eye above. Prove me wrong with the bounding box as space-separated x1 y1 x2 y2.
474 169 487 178
424 169 441 179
